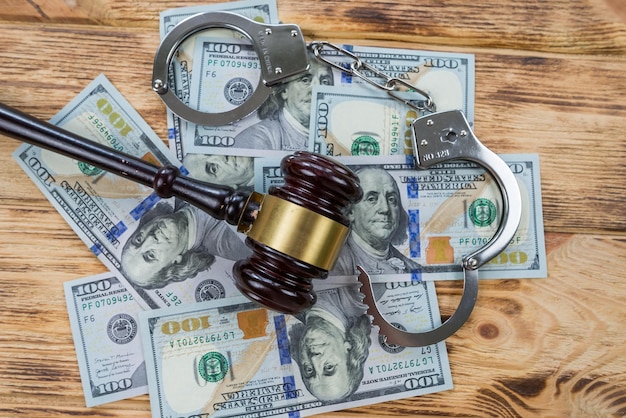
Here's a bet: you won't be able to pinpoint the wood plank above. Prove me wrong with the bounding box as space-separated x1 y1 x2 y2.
0 0 98 23
0 22 624 232
1 231 624 416
2 0 626 53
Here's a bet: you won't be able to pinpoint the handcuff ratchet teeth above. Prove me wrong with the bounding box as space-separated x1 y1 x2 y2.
152 12 523 346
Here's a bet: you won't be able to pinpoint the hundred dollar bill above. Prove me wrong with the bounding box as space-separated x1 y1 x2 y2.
13 74 249 309
183 44 474 158
254 154 547 282
64 272 147 406
159 0 279 161
310 85 433 156
140 282 452 417
189 37 262 117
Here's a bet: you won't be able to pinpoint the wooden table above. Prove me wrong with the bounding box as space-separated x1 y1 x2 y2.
1 0 625 416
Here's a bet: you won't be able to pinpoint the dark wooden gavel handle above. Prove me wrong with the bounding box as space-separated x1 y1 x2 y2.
0 102 254 227
0 101 364 315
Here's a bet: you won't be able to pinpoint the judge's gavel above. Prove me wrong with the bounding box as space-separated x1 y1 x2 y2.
0 102 362 314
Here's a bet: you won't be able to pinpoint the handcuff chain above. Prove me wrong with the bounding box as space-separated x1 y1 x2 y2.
308 41 436 113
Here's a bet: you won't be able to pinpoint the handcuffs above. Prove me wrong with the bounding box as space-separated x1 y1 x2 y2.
152 12 522 347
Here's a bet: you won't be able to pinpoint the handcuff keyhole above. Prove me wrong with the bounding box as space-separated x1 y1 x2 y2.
442 128 467 143
443 129 459 143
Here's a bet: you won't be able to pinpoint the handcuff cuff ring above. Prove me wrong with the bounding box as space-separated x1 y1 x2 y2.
358 110 522 347
152 11 311 126
152 11 437 125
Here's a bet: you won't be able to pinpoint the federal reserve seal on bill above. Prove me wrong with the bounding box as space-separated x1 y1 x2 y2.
224 77 254 105
107 313 138 344
197 352 229 383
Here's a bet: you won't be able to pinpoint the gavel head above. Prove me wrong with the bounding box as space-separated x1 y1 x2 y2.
233 151 362 314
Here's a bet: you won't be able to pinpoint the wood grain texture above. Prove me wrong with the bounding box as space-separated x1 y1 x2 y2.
2 0 626 53
1 22 624 232
0 0 625 417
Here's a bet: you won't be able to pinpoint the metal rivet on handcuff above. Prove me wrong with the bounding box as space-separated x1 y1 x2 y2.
152 12 523 347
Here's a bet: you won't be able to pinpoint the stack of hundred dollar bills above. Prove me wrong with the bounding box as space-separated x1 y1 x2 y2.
13 0 546 415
